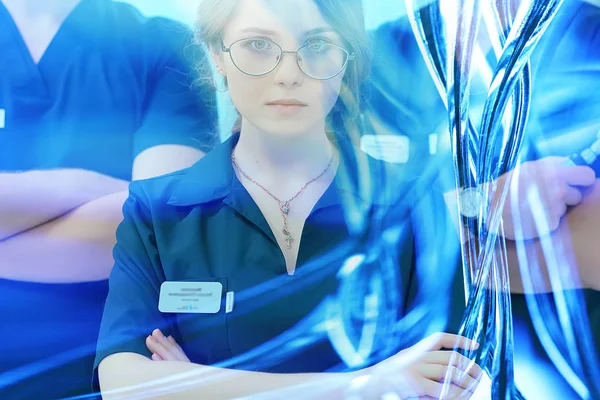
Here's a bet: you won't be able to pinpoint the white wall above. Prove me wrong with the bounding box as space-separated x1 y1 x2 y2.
117 0 198 25
119 0 414 30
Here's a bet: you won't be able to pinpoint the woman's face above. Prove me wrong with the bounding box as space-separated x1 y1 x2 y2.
213 0 350 137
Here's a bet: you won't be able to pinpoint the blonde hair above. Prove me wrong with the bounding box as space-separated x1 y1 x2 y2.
195 0 371 143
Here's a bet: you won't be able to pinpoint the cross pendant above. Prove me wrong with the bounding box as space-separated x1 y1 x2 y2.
284 235 294 249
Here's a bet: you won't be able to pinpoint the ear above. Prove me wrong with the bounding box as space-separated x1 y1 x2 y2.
208 42 226 75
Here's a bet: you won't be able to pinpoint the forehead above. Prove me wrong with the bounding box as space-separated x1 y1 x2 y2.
224 0 332 39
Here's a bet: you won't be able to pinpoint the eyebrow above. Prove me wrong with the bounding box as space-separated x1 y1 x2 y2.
237 27 336 37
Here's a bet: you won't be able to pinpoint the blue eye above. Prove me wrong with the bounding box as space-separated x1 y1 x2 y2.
306 38 330 52
249 39 272 51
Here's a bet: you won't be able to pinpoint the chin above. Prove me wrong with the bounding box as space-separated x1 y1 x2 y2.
256 119 320 138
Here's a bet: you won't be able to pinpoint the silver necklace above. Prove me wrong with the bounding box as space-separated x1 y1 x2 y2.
231 148 334 249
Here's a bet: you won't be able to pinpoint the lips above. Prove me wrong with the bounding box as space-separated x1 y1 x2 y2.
266 99 307 106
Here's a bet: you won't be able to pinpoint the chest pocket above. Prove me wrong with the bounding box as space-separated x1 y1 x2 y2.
171 278 232 366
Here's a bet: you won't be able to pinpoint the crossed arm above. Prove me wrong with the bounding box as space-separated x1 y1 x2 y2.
99 333 483 400
0 145 204 282
99 352 351 400
442 157 600 292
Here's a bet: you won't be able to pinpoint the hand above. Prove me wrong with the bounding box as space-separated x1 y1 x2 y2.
146 329 190 362
494 156 595 240
360 333 484 399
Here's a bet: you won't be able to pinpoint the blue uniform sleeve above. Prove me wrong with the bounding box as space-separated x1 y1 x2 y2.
133 19 218 158
404 180 466 336
92 181 172 392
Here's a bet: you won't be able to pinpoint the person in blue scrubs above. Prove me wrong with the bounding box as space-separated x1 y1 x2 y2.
503 2 600 397
0 0 216 398
94 0 486 398
365 1 600 398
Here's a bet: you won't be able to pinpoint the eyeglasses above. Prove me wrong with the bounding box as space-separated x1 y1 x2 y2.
221 38 356 80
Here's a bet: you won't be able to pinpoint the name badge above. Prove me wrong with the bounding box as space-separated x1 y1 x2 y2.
0 109 5 129
159 281 223 314
360 134 409 164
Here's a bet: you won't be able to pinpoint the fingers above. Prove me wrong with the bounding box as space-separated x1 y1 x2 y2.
145 329 190 362
421 351 483 381
533 185 570 231
424 333 480 352
560 165 595 187
420 364 479 392
167 334 191 362
146 334 175 362
564 186 583 206
146 330 177 362
423 379 473 399
551 199 567 227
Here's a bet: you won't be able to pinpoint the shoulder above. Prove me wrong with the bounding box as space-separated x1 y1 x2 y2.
579 2 600 52
128 146 226 210
89 1 198 59
369 17 414 50
549 1 600 59
128 165 195 208
96 1 187 33
123 169 189 224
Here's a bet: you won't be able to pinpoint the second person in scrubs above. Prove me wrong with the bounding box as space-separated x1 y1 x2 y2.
0 0 216 397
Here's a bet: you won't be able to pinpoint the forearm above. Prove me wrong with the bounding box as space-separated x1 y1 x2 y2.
99 354 355 400
0 190 128 282
505 178 600 293
0 169 128 240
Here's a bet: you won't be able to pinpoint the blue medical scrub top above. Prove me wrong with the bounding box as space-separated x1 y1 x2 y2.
0 0 216 179
0 0 216 398
516 3 600 397
510 3 600 398
367 2 600 398
525 0 600 162
93 133 467 393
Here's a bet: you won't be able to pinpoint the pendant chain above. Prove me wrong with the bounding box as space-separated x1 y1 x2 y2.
231 148 334 249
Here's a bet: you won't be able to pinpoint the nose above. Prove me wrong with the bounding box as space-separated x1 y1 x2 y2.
272 51 304 87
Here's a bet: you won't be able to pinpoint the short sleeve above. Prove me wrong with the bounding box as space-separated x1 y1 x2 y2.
404 181 466 335
92 182 172 391
133 19 218 157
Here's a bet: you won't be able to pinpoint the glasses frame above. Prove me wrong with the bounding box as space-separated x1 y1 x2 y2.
221 38 356 81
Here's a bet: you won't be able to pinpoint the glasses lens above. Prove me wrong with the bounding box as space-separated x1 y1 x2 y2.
229 39 281 75
298 42 348 79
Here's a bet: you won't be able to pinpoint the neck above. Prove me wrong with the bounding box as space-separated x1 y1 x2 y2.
2 0 81 18
233 121 336 186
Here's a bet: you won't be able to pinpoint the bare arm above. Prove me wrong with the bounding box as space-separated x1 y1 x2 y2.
442 154 600 293
98 353 352 400
0 144 205 241
99 334 483 400
506 178 600 293
0 190 128 282
0 145 205 282
0 169 128 241
132 144 204 181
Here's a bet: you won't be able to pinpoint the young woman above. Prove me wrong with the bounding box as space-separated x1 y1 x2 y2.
94 0 484 398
